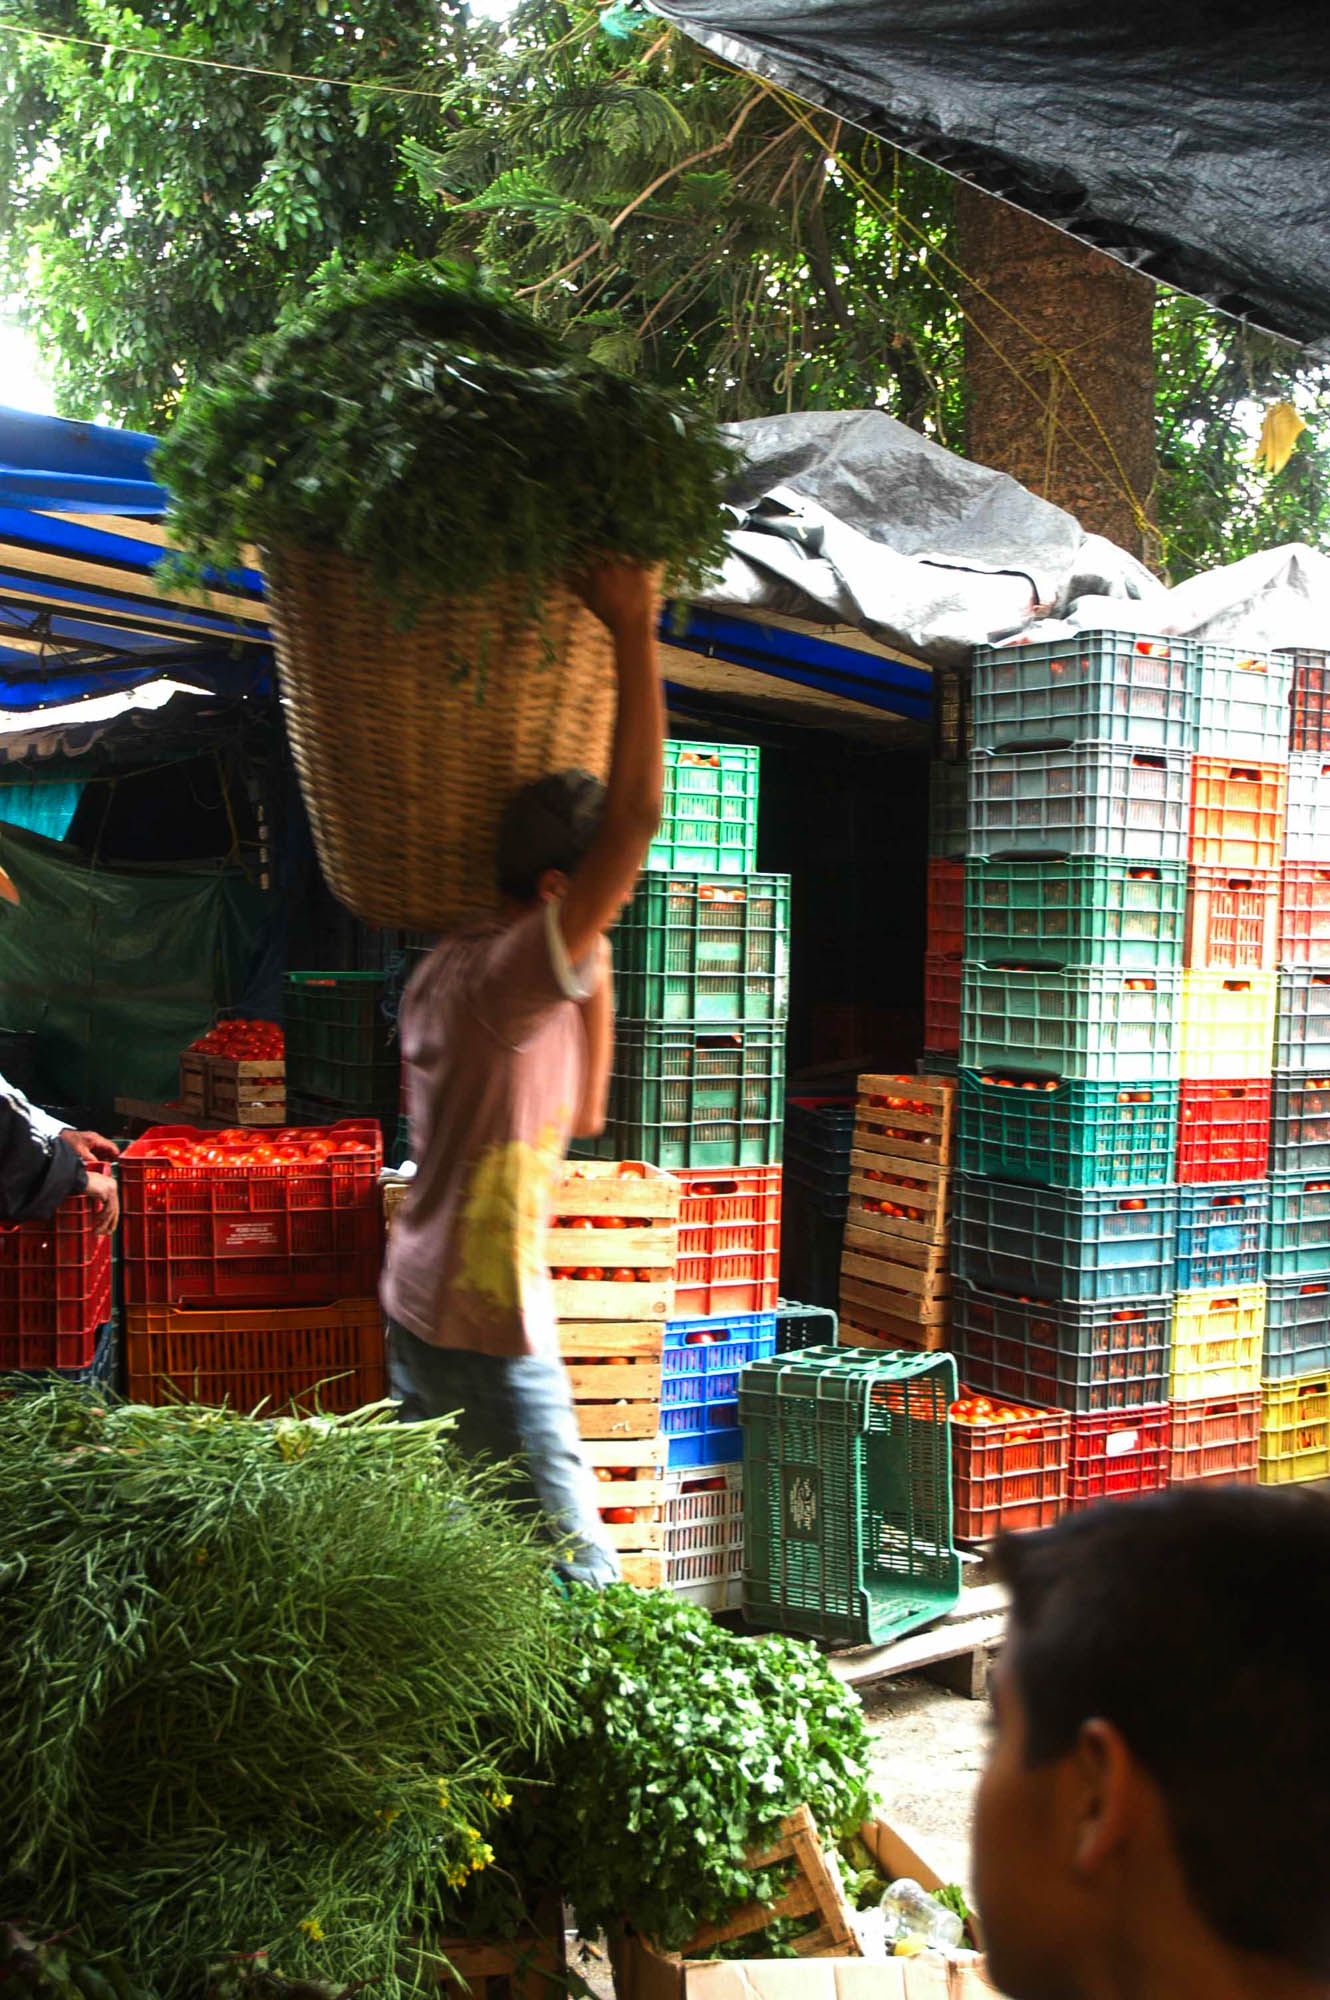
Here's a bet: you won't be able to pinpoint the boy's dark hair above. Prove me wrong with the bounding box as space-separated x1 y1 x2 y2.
496 770 605 903
996 1487 1330 1975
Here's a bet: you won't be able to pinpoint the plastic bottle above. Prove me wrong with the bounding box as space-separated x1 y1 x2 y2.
881 1878 965 1953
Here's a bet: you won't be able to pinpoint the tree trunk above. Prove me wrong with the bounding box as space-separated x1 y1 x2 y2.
955 185 1158 563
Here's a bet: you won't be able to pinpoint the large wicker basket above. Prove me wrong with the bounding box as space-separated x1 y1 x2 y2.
264 547 617 932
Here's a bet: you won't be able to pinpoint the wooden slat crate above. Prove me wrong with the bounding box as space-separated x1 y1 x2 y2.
179 1051 207 1113
553 1163 680 1456
854 1073 956 1170
208 1056 286 1124
436 1911 565 2000
847 1155 949 1245
584 1437 669 1588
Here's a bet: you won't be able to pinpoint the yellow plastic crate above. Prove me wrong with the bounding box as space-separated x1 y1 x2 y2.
1170 1283 1265 1401
1179 969 1277 1079
1258 1373 1330 1484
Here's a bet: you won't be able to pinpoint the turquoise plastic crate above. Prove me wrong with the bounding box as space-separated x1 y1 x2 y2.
1270 1071 1330 1175
648 742 759 873
958 1071 1178 1188
971 631 1194 752
966 856 1186 970
1263 1273 1330 1378
961 963 1182 1081
612 872 790 1022
952 1172 1178 1302
739 1345 960 1647
1267 1173 1330 1277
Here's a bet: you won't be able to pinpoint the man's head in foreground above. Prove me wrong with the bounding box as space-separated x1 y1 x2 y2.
496 770 606 909
975 1487 1330 2000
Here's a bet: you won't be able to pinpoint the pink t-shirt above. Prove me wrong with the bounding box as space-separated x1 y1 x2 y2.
381 902 593 1358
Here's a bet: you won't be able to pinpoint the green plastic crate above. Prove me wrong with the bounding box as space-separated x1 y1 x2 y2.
613 872 790 1022
966 856 1186 970
285 971 399 1110
958 1071 1179 1188
573 1019 785 1168
647 741 760 873
739 1345 961 1647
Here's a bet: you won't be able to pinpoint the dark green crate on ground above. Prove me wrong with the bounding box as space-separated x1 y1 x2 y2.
775 1299 838 1352
778 1186 846 1311
966 856 1186 970
739 1345 961 1647
613 872 791 1022
648 741 760 874
285 971 399 1110
572 1019 785 1168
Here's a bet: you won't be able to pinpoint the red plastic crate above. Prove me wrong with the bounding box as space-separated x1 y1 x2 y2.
1280 863 1330 964
674 1165 782 1316
1175 1078 1272 1184
1188 758 1287 871
950 1400 1070 1540
1167 1392 1261 1487
121 1122 383 1307
125 1297 387 1414
924 951 962 1055
0 1197 113 1367
1067 1404 1170 1508
926 858 965 958
1183 865 1280 970
1287 648 1330 754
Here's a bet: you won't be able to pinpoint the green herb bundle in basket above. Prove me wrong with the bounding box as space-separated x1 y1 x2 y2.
158 260 734 932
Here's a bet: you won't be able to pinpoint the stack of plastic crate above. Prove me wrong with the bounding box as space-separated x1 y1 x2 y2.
1 1197 117 1389
1168 643 1290 1485
957 632 1193 1514
580 741 788 1607
1263 646 1330 1482
780 1095 854 1307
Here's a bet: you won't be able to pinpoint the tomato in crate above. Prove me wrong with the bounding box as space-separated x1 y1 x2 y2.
120 1122 382 1307
950 1394 1070 1540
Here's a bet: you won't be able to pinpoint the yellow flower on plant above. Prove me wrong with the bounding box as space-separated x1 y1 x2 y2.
436 1782 451 1808
380 1807 399 1828
299 1920 325 1943
488 1786 513 1810
194 1547 209 1565
470 1843 494 1872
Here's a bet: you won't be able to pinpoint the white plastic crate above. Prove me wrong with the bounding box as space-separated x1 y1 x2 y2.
968 744 1190 861
662 1464 743 1609
1285 752 1330 861
1193 643 1292 762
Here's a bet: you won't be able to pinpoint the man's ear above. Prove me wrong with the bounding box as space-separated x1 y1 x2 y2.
537 868 571 904
1069 1718 1135 1880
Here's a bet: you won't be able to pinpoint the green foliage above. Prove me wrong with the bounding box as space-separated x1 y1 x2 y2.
0 1389 572 2000
513 1582 874 1952
0 0 465 428
156 257 735 606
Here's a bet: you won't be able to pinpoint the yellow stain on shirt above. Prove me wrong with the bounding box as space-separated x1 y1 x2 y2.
454 1121 564 1309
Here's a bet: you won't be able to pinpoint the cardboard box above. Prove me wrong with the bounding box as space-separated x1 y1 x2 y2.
610 1817 995 2000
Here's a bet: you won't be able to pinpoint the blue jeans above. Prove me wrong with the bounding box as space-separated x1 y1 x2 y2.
386 1320 620 1588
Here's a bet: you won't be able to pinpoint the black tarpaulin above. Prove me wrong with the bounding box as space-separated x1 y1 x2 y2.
646 0 1330 358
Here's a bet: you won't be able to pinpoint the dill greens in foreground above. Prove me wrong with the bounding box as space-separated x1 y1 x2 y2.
0 1391 571 2000
157 259 736 613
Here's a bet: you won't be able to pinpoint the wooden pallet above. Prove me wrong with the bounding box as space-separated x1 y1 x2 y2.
681 1804 860 1959
829 1582 1008 1701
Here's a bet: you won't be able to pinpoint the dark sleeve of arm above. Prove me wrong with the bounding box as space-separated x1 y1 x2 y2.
0 1104 88 1222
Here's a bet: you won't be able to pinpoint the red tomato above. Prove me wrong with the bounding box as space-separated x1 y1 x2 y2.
634 1270 655 1282
593 1215 627 1229
573 1267 604 1282
686 1331 717 1345
600 1507 637 1524
608 1267 637 1282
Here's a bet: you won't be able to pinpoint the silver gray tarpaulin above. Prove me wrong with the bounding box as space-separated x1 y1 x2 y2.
647 0 1330 358
709 411 1330 665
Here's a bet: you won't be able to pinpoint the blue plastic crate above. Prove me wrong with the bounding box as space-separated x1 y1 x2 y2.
661 1312 777 1466
666 1425 744 1468
1175 1181 1269 1289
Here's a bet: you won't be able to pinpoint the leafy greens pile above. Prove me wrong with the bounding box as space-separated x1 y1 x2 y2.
0 1391 570 2000
157 259 735 607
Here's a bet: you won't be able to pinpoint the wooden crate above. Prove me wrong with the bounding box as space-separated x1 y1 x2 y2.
383 1176 412 1234
207 1057 286 1123
839 1313 949 1354
584 1439 669 1588
435 1914 565 2000
179 1051 208 1113
853 1073 956 1171
847 1154 949 1246
559 1320 664 1441
841 1230 950 1331
550 1160 679 1322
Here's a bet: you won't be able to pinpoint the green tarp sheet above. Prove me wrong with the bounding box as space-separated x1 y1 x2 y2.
0 822 269 1124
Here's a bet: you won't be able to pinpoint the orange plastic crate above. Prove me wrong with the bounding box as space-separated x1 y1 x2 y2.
1280 863 1330 965
1188 758 1287 871
1183 865 1280 970
120 1122 383 1306
926 858 965 958
125 1296 387 1413
1176 1078 1271 1184
1167 1392 1260 1486
674 1165 781 1316
0 1196 113 1364
950 1401 1070 1540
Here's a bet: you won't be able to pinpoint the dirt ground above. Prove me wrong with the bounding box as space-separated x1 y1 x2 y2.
860 1672 990 1894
